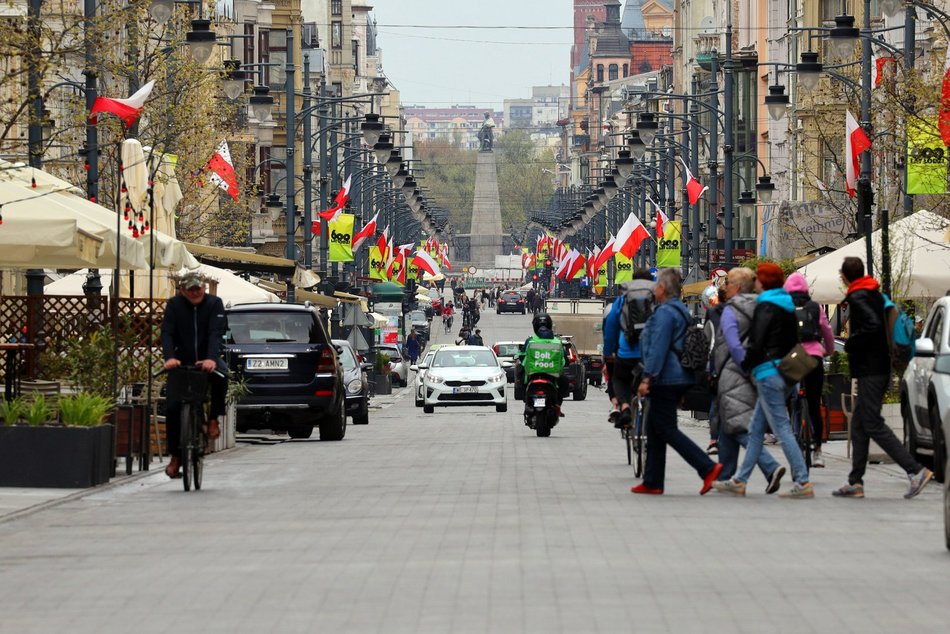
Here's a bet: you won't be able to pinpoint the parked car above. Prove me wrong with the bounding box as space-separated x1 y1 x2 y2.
408 310 430 340
414 349 438 407
496 291 527 314
332 339 370 425
374 343 411 387
492 341 521 382
419 346 509 413
901 295 950 483
224 303 345 440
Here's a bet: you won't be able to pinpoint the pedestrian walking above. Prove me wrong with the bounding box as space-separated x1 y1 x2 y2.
784 271 836 467
833 256 932 499
703 282 726 455
712 267 785 492
632 268 723 495
602 269 654 428
406 328 420 365
467 329 484 346
713 263 813 498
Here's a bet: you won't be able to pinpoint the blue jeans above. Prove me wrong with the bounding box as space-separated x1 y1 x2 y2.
735 373 809 485
643 384 717 490
717 429 782 482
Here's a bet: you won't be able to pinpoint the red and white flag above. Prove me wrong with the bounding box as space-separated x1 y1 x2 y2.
351 212 378 252
89 81 155 128
940 44 950 145
874 52 897 88
567 252 587 280
845 110 872 198
648 197 668 239
678 156 708 205
440 247 452 270
594 235 616 272
587 246 600 279
615 212 651 259
206 141 240 201
555 250 576 278
318 176 352 222
375 225 390 267
413 249 443 278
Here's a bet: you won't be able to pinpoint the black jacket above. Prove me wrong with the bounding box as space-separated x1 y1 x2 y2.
843 288 891 377
742 301 798 373
161 293 227 367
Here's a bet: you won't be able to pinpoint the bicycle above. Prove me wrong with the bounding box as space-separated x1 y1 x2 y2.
621 397 649 477
789 386 813 469
443 315 453 333
160 366 226 491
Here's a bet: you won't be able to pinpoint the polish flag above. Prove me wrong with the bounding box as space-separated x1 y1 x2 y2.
845 110 872 198
594 235 616 272
587 246 600 279
318 176 352 222
413 249 443 278
655 202 669 240
567 252 587 280
679 156 708 205
206 141 240 201
615 212 651 259
351 212 378 252
440 249 452 270
376 226 390 266
390 247 407 285
940 44 950 145
89 81 155 128
554 250 575 278
874 53 896 88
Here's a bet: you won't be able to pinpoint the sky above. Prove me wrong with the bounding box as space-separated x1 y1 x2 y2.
369 0 575 111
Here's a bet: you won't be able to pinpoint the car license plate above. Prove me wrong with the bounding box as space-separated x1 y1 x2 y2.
245 358 288 371
453 386 478 394
533 397 546 408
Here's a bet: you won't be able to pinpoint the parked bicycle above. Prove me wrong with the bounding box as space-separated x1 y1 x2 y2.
789 386 813 470
158 366 227 491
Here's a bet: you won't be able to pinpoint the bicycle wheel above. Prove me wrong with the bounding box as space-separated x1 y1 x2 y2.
624 427 632 466
800 396 812 469
181 404 193 491
634 401 649 478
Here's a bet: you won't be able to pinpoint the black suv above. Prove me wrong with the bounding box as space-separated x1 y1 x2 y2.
497 291 527 314
224 303 345 440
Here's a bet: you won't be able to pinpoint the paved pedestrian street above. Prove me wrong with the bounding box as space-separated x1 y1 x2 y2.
1 310 947 633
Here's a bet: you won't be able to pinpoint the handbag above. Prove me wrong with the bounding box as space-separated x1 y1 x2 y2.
777 307 820 382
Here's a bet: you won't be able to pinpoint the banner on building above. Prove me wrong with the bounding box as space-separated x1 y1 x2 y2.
656 220 681 268
907 119 947 195
328 214 355 262
614 253 633 284
368 246 386 281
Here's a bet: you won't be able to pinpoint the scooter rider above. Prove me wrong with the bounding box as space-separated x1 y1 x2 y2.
519 313 569 414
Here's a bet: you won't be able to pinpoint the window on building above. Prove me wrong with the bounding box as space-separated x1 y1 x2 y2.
331 0 342 16
331 21 342 49
820 0 849 23
596 64 604 82
268 29 287 88
622 64 629 77
258 29 270 85
332 82 343 97
608 64 618 81
259 146 272 199
243 23 255 66
352 39 359 72
269 146 286 199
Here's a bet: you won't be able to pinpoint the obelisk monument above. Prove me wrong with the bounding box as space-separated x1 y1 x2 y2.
467 151 504 267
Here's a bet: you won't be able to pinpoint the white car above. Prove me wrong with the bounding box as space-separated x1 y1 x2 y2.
900 295 950 485
418 346 509 413
414 349 437 407
374 344 411 387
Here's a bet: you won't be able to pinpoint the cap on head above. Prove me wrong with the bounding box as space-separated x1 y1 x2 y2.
179 271 203 289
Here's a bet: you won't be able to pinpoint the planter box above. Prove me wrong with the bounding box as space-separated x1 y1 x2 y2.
869 403 903 464
374 373 392 395
0 424 114 488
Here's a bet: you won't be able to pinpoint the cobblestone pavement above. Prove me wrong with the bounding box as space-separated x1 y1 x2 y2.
0 303 947 633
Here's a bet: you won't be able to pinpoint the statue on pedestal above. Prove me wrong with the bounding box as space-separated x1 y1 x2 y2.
476 112 495 152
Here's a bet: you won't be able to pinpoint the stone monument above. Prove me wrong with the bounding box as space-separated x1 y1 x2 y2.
464 149 504 268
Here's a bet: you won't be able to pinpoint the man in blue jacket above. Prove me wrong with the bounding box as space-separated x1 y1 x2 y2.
602 269 654 427
633 268 722 495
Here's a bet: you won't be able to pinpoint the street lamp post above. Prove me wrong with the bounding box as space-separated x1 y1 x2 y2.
283 27 297 303
302 53 314 271
723 4 736 267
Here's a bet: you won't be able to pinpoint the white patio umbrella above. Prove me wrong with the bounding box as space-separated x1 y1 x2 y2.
798 210 950 302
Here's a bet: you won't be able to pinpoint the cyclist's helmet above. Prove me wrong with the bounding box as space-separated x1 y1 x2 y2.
532 312 553 336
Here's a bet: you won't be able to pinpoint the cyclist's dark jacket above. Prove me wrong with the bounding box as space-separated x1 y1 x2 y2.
161 293 227 368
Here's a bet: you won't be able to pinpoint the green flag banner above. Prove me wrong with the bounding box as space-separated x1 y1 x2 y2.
328 214 355 262
907 119 947 195
368 246 386 281
614 253 633 283
656 220 681 268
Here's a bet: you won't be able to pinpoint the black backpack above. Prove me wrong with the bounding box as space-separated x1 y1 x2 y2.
674 306 710 372
620 285 655 346
794 301 821 343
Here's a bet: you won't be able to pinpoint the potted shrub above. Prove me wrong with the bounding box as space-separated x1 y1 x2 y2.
0 393 115 488
373 352 392 395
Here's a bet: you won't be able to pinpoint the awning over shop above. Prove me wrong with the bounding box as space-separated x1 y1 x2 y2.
184 242 320 288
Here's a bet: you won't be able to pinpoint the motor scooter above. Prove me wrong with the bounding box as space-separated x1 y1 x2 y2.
523 374 561 437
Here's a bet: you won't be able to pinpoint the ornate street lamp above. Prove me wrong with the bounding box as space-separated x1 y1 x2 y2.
249 85 274 121
765 84 789 121
186 19 217 64
880 0 903 19
361 113 384 147
796 51 823 91
756 175 775 204
828 14 860 60
627 131 647 160
222 59 246 101
615 149 635 180
148 0 174 24
636 112 659 146
373 133 394 164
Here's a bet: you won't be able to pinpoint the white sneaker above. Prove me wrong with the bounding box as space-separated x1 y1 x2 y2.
812 449 825 468
764 433 778 445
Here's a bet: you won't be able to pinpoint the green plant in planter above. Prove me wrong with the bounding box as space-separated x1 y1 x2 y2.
374 353 392 375
24 394 55 427
58 394 115 427
1 397 26 426
227 374 251 405
827 351 850 377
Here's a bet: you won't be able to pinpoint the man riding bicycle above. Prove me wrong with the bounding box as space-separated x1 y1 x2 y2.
160 271 228 479
442 301 454 331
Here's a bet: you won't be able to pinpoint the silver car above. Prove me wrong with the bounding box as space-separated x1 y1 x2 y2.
374 343 411 388
419 346 510 414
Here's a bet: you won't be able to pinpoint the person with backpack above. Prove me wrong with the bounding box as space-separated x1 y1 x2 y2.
602 269 655 428
834 256 932 499
713 267 785 492
633 268 723 495
784 272 836 467
713 263 812 498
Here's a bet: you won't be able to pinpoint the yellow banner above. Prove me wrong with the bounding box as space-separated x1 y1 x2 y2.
596 263 607 288
328 214 355 262
614 253 633 283
368 246 386 281
907 119 947 194
656 220 681 268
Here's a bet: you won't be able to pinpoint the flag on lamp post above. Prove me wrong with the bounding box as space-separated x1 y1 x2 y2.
412 249 442 278
89 81 155 128
615 212 650 259
679 156 708 205
845 110 872 198
206 141 240 201
318 176 352 222
940 44 950 145
351 212 378 252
